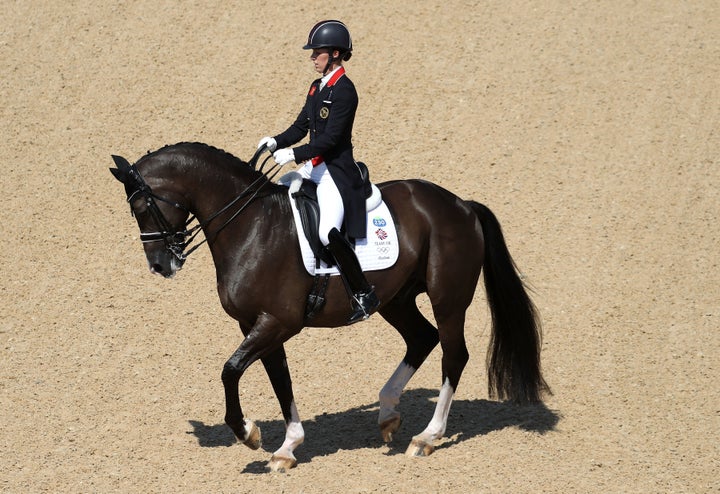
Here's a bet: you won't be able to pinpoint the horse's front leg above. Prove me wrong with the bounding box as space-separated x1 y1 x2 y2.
221 313 299 460
260 345 305 472
221 346 262 450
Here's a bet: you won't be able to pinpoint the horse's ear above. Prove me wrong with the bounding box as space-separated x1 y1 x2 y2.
112 154 132 171
110 167 127 183
110 168 132 185
110 155 133 183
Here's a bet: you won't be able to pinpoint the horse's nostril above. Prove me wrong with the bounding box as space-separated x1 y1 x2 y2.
151 264 164 274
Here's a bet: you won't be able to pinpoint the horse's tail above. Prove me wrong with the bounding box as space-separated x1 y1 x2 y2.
467 200 551 403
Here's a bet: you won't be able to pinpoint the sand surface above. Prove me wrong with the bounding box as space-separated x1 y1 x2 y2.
1 1 718 492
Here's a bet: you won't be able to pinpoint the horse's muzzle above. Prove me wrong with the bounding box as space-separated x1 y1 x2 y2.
146 250 183 278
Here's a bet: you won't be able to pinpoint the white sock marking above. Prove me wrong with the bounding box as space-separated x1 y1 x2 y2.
419 378 455 441
379 362 416 423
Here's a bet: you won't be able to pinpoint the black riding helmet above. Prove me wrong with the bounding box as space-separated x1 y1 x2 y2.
303 20 353 66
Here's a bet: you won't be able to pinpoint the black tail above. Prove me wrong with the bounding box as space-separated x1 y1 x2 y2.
468 201 550 403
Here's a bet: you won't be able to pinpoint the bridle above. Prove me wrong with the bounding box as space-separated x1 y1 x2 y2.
127 183 193 263
117 145 281 265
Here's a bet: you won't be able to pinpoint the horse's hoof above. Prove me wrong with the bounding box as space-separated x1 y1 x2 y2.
405 437 435 457
268 454 297 472
380 415 402 443
242 420 262 450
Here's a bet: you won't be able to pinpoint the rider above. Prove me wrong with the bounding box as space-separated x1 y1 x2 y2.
257 20 380 325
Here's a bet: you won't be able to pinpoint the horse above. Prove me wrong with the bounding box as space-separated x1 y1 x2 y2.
109 142 550 471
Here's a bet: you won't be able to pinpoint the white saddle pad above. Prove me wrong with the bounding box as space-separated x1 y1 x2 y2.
287 188 399 276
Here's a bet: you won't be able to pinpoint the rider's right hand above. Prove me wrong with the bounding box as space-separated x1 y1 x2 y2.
257 137 277 152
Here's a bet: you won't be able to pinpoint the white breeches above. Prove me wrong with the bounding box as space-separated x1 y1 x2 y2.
296 161 344 246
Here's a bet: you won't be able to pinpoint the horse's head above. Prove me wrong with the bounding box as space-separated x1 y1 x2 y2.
111 142 283 277
110 154 191 278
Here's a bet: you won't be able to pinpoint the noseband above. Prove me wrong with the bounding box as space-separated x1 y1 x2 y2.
119 148 280 264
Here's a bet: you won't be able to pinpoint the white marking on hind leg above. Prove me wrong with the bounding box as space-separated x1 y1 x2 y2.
415 377 454 443
378 362 416 424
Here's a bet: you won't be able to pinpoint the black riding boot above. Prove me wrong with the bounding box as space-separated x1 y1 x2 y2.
325 228 380 325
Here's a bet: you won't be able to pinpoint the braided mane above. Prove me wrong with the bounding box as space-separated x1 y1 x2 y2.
133 142 287 204
140 142 250 168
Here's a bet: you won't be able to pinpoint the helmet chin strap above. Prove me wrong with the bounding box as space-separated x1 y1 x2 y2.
323 57 335 75
323 49 342 75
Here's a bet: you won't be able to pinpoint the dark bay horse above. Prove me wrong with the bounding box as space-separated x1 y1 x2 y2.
110 142 549 471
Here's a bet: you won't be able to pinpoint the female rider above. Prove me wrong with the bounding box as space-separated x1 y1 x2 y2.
257 20 379 325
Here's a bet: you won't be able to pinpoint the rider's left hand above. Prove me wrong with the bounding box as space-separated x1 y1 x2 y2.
273 148 295 166
257 136 277 152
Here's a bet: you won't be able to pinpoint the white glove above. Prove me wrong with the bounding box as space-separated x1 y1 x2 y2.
273 148 295 166
257 136 277 152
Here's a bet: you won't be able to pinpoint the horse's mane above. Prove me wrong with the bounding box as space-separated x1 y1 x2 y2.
136 141 288 204
139 142 251 168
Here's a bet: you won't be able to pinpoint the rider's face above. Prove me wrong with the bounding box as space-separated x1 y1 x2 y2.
310 49 339 74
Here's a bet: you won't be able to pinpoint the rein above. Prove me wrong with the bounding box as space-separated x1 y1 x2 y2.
131 147 282 263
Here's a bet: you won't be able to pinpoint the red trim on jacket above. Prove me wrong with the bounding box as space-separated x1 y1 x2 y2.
310 67 346 166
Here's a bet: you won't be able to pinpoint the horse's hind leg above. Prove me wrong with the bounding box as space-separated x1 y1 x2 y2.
377 293 440 442
378 362 414 442
405 309 469 457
